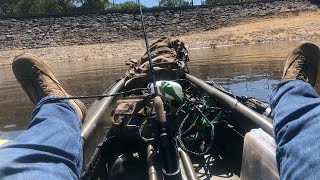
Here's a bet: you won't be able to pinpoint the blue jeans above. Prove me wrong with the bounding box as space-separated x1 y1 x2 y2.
2 80 320 179
271 80 320 179
0 96 82 180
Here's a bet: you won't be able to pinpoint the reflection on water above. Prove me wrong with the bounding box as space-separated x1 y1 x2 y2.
1 39 320 139
0 56 131 139
189 39 320 101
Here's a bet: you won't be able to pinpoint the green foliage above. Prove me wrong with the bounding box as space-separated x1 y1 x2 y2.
159 0 191 7
204 0 256 5
112 1 142 10
77 0 109 11
0 0 262 16
0 0 76 15
0 0 110 16
0 0 16 15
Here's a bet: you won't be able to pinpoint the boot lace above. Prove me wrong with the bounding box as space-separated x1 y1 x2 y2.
293 54 314 82
19 66 49 102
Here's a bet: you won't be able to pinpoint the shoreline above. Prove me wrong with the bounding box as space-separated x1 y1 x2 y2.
0 9 320 68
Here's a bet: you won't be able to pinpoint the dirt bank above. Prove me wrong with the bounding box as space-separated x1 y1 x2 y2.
0 9 320 67
181 9 320 48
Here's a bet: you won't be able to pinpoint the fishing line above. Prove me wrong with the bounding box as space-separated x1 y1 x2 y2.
40 88 147 103
137 0 158 96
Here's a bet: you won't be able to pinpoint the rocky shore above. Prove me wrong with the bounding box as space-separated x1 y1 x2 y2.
0 9 320 67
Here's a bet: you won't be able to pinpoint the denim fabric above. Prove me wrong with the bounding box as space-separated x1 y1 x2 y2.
0 96 82 180
271 80 320 179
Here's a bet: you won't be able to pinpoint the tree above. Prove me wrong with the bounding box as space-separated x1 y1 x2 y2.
204 0 218 5
204 0 238 5
159 0 190 7
0 0 76 16
0 0 18 15
78 0 109 11
0 0 111 16
111 1 145 10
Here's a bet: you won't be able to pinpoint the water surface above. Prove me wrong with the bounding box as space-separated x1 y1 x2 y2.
1 39 320 139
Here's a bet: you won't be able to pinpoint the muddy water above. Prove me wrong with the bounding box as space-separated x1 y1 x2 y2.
1 40 320 139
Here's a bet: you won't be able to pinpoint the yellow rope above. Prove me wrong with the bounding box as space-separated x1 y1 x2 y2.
0 139 9 145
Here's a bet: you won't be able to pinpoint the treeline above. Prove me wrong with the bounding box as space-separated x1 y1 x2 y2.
204 0 270 5
0 0 267 16
0 0 109 16
0 0 144 16
159 0 264 6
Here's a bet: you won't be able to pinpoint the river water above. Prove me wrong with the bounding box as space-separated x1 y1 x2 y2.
1 39 320 139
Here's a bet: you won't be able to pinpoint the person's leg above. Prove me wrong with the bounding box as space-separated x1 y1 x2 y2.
0 97 82 179
271 42 320 179
271 80 320 179
0 54 87 179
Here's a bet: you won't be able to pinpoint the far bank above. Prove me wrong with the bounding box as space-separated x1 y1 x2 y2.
0 9 320 67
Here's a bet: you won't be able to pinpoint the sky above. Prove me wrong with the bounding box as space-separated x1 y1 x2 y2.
112 0 203 7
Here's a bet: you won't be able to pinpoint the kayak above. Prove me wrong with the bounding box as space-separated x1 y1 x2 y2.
80 37 277 180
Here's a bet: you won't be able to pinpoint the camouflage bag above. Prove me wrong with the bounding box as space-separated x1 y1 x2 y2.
124 37 189 89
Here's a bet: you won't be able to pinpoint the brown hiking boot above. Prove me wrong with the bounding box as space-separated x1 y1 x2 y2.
12 53 87 121
282 41 320 86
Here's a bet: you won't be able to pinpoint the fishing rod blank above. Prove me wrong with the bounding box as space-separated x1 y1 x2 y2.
137 0 159 96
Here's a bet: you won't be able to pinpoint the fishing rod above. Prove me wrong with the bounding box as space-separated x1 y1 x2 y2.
137 2 183 180
137 0 159 95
